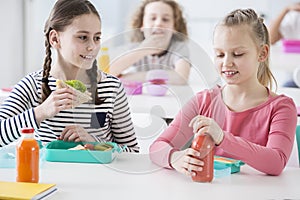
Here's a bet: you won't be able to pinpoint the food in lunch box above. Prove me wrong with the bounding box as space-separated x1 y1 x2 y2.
67 143 114 151
68 144 86 150
84 143 114 151
56 79 92 107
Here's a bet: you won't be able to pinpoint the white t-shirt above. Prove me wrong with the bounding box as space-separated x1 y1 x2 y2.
279 11 300 39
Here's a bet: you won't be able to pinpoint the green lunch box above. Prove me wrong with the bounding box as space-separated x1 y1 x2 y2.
45 140 124 164
214 156 245 174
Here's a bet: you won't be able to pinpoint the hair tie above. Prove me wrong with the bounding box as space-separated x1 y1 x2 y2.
41 78 49 83
258 17 264 23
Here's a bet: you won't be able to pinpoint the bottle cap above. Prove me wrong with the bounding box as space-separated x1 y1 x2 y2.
21 127 34 134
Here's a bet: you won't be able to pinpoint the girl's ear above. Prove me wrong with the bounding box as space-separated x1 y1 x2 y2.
49 30 60 48
258 44 269 62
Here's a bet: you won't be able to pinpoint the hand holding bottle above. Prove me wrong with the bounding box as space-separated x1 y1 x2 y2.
189 115 224 145
170 148 204 177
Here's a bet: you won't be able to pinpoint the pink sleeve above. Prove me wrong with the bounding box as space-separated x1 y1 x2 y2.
149 93 203 168
218 97 297 175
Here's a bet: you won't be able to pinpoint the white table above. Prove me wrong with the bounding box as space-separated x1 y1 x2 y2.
127 83 204 119
131 113 167 154
0 153 299 200
128 85 300 121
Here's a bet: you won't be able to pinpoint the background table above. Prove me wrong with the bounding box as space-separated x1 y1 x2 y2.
127 84 204 119
270 45 300 86
128 84 300 120
0 153 299 200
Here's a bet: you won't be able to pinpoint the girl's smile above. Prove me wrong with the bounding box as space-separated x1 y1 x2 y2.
222 70 239 78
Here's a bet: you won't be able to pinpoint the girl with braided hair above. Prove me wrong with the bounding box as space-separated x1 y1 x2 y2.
0 0 139 152
150 8 297 175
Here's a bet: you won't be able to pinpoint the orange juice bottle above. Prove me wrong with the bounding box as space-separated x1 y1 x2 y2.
98 47 110 73
16 127 39 183
191 134 214 182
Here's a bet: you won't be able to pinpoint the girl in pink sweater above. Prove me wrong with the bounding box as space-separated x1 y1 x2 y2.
149 8 297 176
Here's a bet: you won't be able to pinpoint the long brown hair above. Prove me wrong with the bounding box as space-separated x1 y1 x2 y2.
130 0 188 42
215 8 277 91
42 0 103 104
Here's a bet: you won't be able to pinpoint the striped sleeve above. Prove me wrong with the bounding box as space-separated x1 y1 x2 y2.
0 73 40 146
110 80 139 153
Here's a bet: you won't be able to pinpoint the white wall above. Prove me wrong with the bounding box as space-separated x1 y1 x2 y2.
24 0 139 75
0 0 24 88
177 0 298 57
0 0 298 88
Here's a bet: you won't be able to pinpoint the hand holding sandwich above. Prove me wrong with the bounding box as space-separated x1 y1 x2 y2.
34 80 92 125
34 87 77 124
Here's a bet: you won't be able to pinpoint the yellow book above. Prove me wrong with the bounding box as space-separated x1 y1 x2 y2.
0 181 57 200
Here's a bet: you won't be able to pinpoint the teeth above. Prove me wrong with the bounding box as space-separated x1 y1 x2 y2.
82 55 93 59
224 71 237 75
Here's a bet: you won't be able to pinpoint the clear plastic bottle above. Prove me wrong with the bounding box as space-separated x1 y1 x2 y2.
98 47 110 73
16 127 39 183
191 134 214 182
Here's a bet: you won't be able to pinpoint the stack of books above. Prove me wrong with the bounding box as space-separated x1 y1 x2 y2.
0 181 57 200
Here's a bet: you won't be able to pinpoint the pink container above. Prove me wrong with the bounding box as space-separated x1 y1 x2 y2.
145 69 169 96
282 39 300 53
146 82 168 96
121 80 143 95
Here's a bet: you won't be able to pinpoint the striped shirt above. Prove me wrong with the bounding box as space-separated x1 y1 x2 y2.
0 69 139 152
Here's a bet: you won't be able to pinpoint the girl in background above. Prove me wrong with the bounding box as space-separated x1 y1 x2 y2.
109 0 190 85
269 2 300 45
269 2 300 88
0 0 139 152
150 8 297 176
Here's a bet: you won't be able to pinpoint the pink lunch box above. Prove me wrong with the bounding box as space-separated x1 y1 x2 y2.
282 39 300 53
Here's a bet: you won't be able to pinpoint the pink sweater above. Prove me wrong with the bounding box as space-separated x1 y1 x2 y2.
149 86 297 175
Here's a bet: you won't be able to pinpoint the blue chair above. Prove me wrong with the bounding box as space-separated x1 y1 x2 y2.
296 125 300 165
287 125 300 167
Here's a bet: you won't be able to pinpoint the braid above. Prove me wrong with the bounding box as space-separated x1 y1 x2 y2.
86 60 104 105
41 31 52 102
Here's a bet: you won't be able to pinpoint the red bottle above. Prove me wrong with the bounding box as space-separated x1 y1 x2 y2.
191 134 214 182
16 127 39 183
